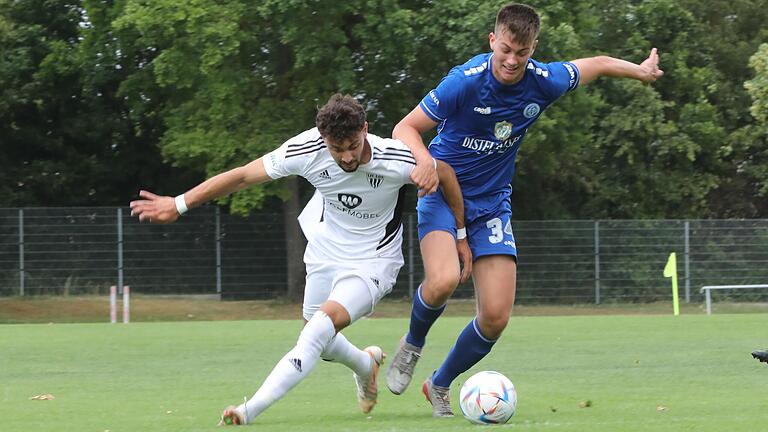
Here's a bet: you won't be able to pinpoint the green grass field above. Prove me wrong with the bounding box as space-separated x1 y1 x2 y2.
2 314 767 431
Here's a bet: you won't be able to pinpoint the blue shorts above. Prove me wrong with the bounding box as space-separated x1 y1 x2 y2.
417 191 517 260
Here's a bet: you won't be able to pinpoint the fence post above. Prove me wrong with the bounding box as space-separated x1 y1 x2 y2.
684 220 690 303
216 206 222 294
408 214 415 299
18 209 24 296
594 220 601 305
117 208 124 295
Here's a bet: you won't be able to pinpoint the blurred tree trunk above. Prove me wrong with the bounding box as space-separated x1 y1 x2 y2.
283 177 305 301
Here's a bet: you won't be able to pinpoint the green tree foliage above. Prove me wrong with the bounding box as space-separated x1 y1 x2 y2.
1 0 766 219
111 0 427 213
0 0 199 206
724 43 768 212
745 44 768 123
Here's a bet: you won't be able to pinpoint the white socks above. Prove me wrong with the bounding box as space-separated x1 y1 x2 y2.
240 311 336 423
321 331 372 377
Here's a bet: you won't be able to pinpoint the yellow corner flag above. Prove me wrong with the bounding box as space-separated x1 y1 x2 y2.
663 252 679 316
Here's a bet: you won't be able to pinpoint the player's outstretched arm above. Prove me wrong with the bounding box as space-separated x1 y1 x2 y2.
394 107 440 197
129 158 271 224
436 160 472 282
571 48 664 86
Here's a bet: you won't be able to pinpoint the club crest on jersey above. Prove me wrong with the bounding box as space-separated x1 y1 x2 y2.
367 173 383 189
338 193 362 209
494 121 513 141
523 103 540 119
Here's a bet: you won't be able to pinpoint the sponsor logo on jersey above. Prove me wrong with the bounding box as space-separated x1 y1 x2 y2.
461 132 525 155
319 169 331 180
428 90 440 106
367 173 383 189
473 106 491 115
327 200 380 219
494 121 513 141
523 103 540 119
338 193 362 209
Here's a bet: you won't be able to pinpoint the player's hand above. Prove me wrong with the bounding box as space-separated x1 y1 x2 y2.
457 238 473 283
639 48 664 83
129 190 180 224
411 157 439 197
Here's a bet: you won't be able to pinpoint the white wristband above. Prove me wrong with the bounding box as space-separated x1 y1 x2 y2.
432 157 437 170
175 194 188 215
456 227 467 240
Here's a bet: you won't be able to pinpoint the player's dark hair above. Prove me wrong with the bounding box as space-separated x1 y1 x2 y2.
316 94 367 143
495 3 540 45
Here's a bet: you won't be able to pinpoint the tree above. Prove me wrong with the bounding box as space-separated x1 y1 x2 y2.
111 0 428 297
719 43 768 216
0 0 200 207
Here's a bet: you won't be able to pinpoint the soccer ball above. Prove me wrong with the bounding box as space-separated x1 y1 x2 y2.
459 371 517 425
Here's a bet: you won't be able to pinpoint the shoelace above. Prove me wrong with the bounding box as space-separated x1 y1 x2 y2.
434 388 450 404
396 349 420 372
432 387 452 414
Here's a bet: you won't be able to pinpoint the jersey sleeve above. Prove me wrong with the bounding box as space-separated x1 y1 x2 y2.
541 61 580 101
262 135 318 179
418 71 465 122
378 139 417 185
392 144 416 186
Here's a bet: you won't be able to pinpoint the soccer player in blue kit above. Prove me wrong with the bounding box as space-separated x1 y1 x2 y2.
386 3 664 417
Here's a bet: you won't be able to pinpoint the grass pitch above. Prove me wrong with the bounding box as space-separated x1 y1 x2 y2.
1 314 766 431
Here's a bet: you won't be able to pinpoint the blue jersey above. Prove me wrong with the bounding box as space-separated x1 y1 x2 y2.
420 53 580 200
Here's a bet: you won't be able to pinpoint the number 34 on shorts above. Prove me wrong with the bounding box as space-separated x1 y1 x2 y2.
468 216 517 258
485 217 514 245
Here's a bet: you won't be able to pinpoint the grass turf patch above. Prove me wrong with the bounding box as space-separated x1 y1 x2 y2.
1 314 767 431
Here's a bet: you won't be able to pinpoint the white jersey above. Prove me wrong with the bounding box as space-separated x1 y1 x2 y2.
263 127 415 262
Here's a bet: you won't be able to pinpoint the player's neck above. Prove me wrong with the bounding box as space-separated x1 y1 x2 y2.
360 138 372 165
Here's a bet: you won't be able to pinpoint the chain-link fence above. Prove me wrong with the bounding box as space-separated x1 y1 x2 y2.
1 207 767 304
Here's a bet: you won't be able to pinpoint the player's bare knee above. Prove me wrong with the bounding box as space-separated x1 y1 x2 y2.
424 269 460 292
477 313 509 339
319 302 350 332
421 273 459 305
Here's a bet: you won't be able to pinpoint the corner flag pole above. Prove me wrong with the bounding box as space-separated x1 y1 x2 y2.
663 252 679 316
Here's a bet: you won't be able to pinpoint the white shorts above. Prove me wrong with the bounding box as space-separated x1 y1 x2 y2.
302 245 403 322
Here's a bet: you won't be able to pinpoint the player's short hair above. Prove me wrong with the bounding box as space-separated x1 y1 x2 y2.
495 3 540 46
316 94 366 143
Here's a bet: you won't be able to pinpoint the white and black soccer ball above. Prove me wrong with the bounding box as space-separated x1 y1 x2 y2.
459 371 517 425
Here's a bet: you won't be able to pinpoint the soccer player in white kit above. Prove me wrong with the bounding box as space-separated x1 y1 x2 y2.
128 94 470 425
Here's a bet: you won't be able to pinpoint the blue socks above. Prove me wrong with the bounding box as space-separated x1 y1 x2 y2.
432 317 496 387
405 285 446 348
405 288 498 388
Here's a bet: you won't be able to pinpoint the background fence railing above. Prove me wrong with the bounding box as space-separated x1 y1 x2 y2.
1 207 767 304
